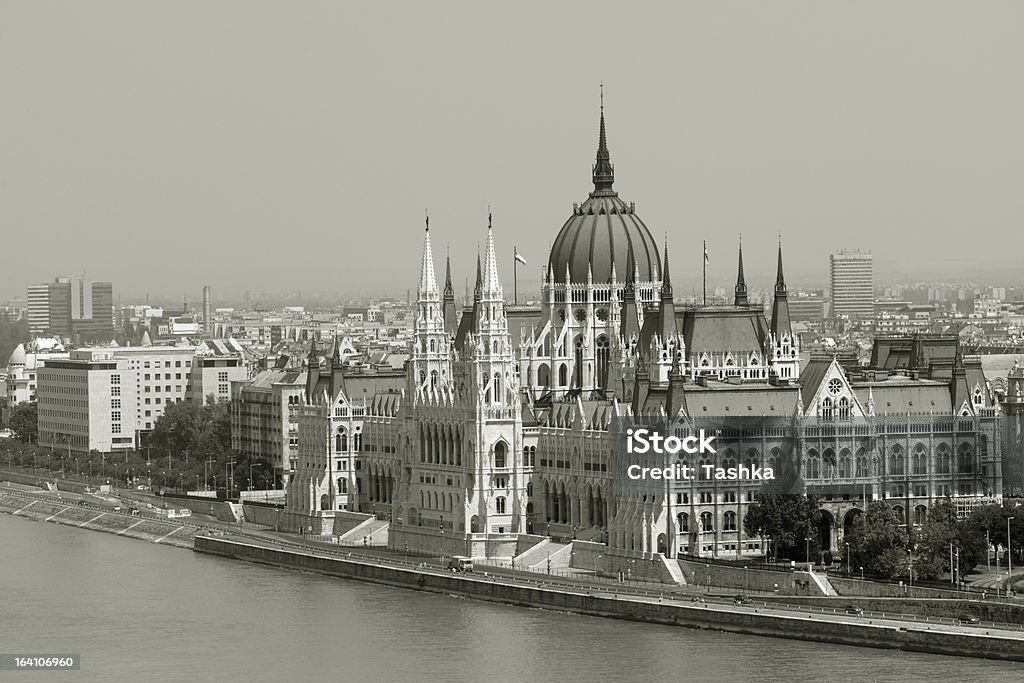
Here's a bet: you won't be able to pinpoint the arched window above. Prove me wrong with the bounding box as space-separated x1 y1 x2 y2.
957 443 974 474
493 372 501 403
914 505 927 526
723 511 737 531
839 449 852 478
892 506 905 526
855 448 868 477
337 478 347 494
336 431 348 453
430 370 438 388
700 511 714 532
558 364 567 387
494 441 506 469
677 512 689 532
912 444 927 475
596 336 610 389
496 496 506 514
822 448 836 479
526 482 533 497
538 363 550 387
805 449 820 479
320 494 329 511
889 445 905 476
838 396 850 420
936 443 951 474
821 397 834 421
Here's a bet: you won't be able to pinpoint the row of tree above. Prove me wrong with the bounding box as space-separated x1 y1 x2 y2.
0 397 277 495
744 492 1022 580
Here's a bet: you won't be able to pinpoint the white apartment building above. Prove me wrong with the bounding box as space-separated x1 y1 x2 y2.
37 342 248 455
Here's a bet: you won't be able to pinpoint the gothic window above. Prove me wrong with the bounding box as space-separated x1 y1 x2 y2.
855 448 868 477
336 430 348 453
429 339 435 353
596 336 610 389
839 449 852 478
575 309 586 322
558 364 568 387
700 511 714 532
538 363 550 387
677 512 689 532
430 370 438 389
827 378 843 395
337 478 347 494
494 441 507 469
496 496 507 514
838 396 850 420
822 449 836 479
493 373 502 402
805 449 820 479
936 443 951 474
957 443 974 474
821 398 834 421
912 443 927 475
889 445 905 476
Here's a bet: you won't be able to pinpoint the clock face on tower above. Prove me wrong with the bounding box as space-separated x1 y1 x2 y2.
827 378 843 396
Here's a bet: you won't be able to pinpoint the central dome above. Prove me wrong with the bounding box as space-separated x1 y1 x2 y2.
547 105 661 285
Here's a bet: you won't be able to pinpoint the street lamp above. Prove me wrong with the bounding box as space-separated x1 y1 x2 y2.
595 553 602 577
908 548 913 588
1009 517 1015 578
805 537 811 568
845 542 851 575
744 566 749 594
859 566 864 581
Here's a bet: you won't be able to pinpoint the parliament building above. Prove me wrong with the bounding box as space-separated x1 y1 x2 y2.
283 104 1003 577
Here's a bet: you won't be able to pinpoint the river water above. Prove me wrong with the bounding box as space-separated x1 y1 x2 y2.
1 513 1018 682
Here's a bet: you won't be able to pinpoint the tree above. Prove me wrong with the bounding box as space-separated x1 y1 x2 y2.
743 492 823 561
845 501 909 578
8 401 38 444
911 500 984 580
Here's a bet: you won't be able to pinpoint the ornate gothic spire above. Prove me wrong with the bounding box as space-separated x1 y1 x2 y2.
592 84 615 194
418 213 438 299
734 235 748 306
481 211 503 300
443 246 454 299
660 240 673 299
775 237 787 295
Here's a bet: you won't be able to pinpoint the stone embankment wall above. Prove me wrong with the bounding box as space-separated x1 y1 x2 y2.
0 490 197 549
195 535 1024 663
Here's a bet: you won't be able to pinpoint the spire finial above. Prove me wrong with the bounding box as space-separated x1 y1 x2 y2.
661 238 672 296
775 235 786 294
734 234 748 306
592 85 615 194
425 209 429 232
488 206 492 230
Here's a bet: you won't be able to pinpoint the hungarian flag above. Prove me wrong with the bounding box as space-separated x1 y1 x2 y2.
514 248 527 266
704 242 709 265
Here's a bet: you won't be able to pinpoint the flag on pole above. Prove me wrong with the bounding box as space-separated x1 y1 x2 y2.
704 244 709 265
514 248 527 266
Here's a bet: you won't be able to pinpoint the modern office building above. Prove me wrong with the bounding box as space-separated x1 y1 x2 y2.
829 251 874 320
36 342 249 455
26 276 114 340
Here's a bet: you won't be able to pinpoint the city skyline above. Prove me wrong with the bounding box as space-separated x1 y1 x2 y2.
2 2 1023 300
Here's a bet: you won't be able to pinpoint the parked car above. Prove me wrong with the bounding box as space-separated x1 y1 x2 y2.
127 507 140 516
844 605 864 617
112 506 122 513
733 595 753 606
957 615 980 625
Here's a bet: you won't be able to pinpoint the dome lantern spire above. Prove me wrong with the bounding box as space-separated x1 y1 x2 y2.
592 83 615 195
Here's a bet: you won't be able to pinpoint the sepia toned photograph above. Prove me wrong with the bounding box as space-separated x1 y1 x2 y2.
1 2 1023 680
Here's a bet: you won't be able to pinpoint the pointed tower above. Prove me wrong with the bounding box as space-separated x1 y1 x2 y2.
443 248 458 338
769 238 799 381
619 241 641 344
734 236 748 306
653 242 682 383
411 216 451 397
592 85 615 196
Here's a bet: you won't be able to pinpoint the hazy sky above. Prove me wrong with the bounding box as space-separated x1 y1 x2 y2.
2 1 1022 302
